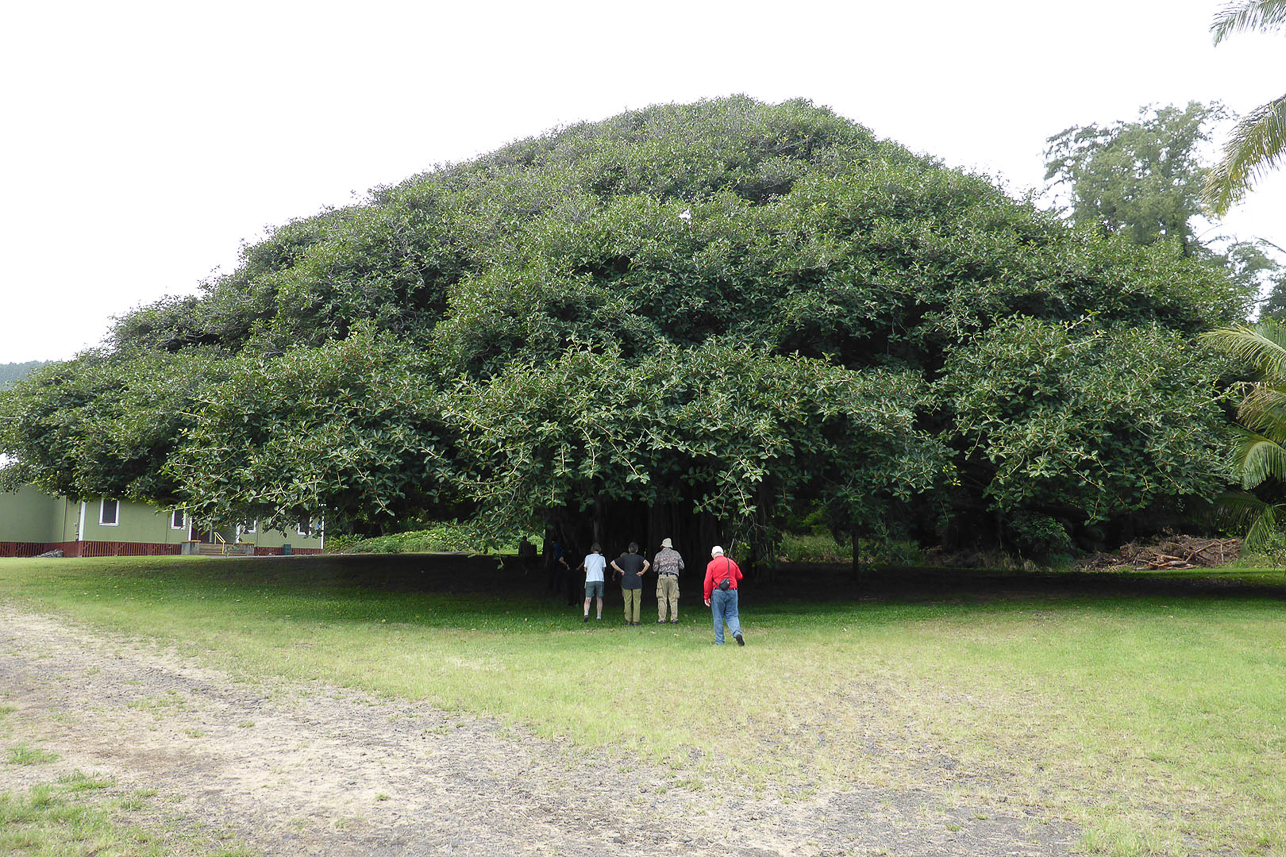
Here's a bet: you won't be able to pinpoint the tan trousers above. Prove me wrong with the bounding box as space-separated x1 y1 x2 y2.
656 575 679 621
622 587 642 623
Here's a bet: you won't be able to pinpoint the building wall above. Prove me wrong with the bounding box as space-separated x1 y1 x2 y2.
0 486 67 543
54 497 79 543
235 519 325 552
1 487 324 556
78 498 191 547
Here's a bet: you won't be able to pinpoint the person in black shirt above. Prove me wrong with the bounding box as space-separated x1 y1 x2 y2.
610 542 650 625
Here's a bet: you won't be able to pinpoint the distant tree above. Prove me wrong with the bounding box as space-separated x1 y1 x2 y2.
1203 0 1286 215
1230 239 1286 319
1044 102 1224 256
1045 102 1283 311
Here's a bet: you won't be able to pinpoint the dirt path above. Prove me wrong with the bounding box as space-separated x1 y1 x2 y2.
0 605 1077 856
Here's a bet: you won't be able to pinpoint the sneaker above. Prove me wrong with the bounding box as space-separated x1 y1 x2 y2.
669 619 679 624
583 615 588 623
656 620 666 624
734 632 744 646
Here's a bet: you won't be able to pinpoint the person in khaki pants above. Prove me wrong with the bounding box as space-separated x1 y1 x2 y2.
653 537 684 624
611 542 649 625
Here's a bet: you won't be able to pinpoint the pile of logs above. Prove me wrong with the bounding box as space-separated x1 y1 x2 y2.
1116 536 1240 570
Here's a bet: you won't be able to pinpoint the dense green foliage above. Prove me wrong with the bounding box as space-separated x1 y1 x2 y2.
945 317 1230 551
0 97 1253 555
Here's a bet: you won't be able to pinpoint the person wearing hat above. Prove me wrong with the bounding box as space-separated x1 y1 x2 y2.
653 537 685 624
703 545 745 646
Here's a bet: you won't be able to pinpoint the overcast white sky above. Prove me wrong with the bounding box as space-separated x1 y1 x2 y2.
2 0 1283 364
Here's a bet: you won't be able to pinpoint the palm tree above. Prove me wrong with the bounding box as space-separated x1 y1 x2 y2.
1203 320 1286 545
1202 1 1286 215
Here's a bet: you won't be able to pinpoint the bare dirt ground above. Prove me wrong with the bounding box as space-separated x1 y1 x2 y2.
0 602 1078 857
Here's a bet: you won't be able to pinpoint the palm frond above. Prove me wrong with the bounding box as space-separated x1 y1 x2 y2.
1212 488 1272 528
1211 0 1286 45
1203 92 1286 215
1210 490 1284 551
1244 502 1282 551
1232 429 1286 488
1238 384 1286 440
1202 320 1286 380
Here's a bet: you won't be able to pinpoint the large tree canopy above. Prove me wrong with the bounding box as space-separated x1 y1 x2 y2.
0 96 1252 557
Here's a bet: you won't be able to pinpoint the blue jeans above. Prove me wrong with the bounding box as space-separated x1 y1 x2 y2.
710 588 741 644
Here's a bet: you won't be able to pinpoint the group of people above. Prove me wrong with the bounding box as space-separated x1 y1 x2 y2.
550 538 745 646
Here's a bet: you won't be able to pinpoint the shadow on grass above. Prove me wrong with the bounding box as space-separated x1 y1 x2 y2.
100 552 1286 607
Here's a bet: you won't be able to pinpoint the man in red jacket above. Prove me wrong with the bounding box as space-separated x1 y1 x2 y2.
703 545 745 646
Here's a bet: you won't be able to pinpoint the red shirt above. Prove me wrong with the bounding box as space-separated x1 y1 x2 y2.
704 555 743 599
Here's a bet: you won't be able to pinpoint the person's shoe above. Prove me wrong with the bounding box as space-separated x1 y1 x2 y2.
596 616 602 621
583 615 589 623
669 619 679 624
656 620 666 624
734 632 744 646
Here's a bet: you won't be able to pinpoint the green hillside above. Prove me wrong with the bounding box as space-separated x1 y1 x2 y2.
0 361 51 390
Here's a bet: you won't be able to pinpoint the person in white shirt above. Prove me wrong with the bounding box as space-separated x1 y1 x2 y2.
578 543 607 622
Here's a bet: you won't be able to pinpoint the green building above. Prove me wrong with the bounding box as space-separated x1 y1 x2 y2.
0 486 324 557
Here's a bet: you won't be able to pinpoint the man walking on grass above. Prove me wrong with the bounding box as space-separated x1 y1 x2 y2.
703 545 744 646
653 537 683 624
578 543 606 622
611 542 649 625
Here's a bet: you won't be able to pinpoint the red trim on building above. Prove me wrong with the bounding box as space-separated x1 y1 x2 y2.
0 542 53 558
1 541 184 558
2 541 322 558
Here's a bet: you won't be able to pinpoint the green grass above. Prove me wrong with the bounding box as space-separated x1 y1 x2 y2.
2 556 1285 854
7 743 59 766
0 770 254 856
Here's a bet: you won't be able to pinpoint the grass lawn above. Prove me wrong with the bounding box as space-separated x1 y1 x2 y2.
1 554 1284 856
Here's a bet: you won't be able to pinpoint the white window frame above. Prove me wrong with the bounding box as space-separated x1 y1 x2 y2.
243 519 257 534
297 515 311 536
170 509 186 530
100 499 120 527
